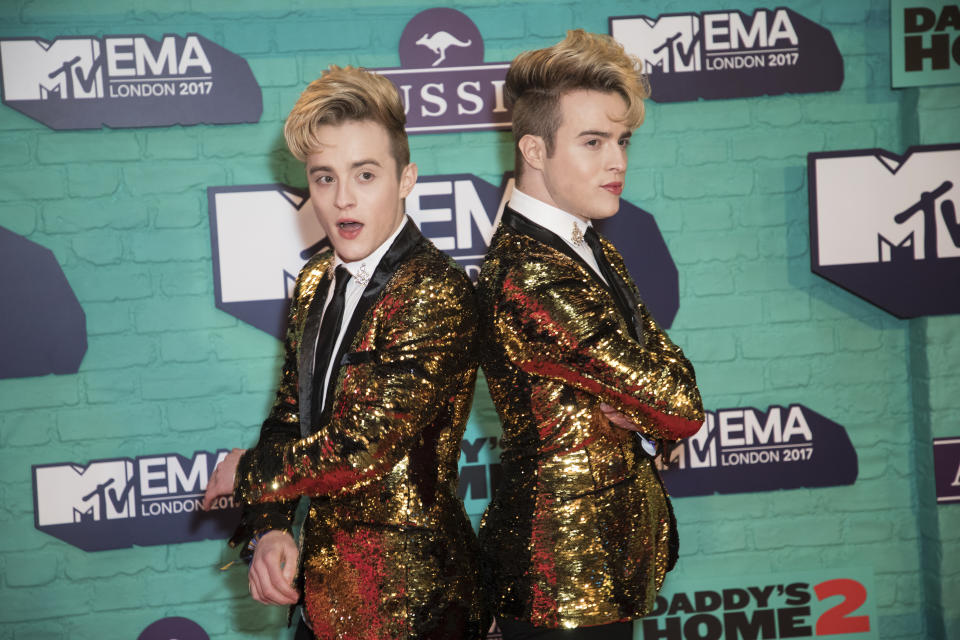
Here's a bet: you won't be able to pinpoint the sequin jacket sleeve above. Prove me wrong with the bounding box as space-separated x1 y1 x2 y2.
234 253 478 504
229 253 328 547
494 237 703 440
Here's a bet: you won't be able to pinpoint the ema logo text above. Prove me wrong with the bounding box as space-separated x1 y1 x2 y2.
891 1 960 87
33 450 241 551
373 7 510 133
809 143 960 318
0 33 261 129
658 404 858 497
609 8 843 101
208 176 680 339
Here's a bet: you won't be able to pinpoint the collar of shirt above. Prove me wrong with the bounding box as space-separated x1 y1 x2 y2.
317 216 408 412
508 188 606 284
333 215 408 290
507 189 659 451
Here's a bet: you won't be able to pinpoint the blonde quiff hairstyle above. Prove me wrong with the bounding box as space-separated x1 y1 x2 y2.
284 65 410 175
506 29 650 176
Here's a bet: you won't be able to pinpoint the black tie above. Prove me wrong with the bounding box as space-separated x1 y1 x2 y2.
311 265 351 423
583 226 643 342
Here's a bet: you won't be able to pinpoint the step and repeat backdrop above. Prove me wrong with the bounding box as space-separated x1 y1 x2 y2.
1 1 958 639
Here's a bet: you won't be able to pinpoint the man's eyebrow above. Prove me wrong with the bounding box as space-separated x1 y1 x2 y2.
576 130 633 140
307 159 383 175
577 129 613 138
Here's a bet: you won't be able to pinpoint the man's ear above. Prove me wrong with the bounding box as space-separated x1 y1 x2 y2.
518 134 547 172
399 162 418 199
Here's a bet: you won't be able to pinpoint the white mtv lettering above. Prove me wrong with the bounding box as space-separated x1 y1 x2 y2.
139 457 167 496
454 180 494 250
166 454 208 493
134 37 176 75
34 460 136 526
408 180 495 252
719 409 746 446
744 406 781 444
105 35 211 78
687 413 716 467
721 406 813 446
704 10 798 51
610 15 701 74
409 181 455 249
815 150 960 266
214 188 326 304
782 405 813 442
0 38 103 100
138 454 209 495
952 462 960 487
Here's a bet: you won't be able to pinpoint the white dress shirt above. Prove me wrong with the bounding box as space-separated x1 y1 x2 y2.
508 188 608 286
508 189 656 456
317 217 408 413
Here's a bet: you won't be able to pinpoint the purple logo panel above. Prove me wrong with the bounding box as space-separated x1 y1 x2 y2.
0 227 87 379
373 8 510 134
934 438 960 504
378 65 510 134
808 143 960 318
659 405 858 497
139 618 209 640
33 450 241 551
399 7 484 68
208 176 681 341
610 8 843 102
0 34 261 130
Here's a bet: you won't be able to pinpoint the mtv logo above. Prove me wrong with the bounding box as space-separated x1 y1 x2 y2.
0 37 103 101
34 459 136 526
208 175 504 338
610 14 701 74
208 184 328 339
664 412 716 469
809 144 960 317
812 147 960 265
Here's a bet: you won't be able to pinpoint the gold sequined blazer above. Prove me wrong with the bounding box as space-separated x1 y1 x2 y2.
477 208 704 628
232 220 486 639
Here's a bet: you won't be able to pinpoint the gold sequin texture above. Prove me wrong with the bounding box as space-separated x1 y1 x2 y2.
476 220 704 628
232 232 487 639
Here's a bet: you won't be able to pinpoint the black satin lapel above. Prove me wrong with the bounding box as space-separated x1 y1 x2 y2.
597 238 644 343
316 218 425 428
502 207 611 293
299 270 333 437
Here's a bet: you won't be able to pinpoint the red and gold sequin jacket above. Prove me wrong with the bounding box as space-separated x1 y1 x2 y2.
477 208 704 628
232 220 486 639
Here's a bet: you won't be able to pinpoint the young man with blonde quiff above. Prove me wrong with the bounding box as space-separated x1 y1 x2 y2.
204 65 486 640
477 30 704 640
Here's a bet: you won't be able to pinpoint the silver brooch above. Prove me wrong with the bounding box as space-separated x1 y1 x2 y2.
355 264 371 286
570 222 585 247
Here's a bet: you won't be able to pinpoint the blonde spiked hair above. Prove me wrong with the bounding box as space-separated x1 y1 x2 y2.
284 65 410 174
506 29 650 176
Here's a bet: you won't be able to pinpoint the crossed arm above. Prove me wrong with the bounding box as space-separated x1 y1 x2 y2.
496 265 704 439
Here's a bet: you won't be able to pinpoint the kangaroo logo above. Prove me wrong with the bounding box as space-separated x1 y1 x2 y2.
415 31 472 66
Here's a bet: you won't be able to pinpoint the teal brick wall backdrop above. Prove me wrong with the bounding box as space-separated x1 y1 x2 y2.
1 1 958 639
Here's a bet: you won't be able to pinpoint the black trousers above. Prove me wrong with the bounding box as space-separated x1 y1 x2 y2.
497 617 633 640
294 617 314 640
